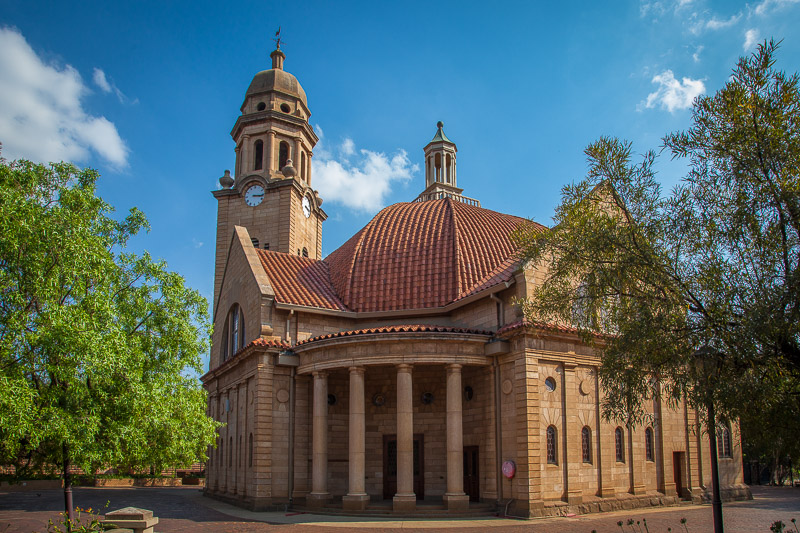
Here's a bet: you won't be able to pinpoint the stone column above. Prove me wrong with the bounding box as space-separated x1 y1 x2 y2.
294 137 302 173
343 366 369 510
267 131 276 174
308 371 330 507
241 134 250 175
443 364 469 511
393 364 416 512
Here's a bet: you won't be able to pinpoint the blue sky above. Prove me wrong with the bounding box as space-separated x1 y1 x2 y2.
1 0 799 367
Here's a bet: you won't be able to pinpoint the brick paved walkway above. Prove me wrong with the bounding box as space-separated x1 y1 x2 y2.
0 485 797 532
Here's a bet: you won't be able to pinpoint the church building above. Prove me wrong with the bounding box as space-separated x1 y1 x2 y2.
201 46 751 517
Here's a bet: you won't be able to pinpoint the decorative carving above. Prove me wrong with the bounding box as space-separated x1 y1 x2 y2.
502 379 513 395
276 388 289 403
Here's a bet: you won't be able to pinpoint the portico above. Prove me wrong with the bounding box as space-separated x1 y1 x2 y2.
293 329 492 512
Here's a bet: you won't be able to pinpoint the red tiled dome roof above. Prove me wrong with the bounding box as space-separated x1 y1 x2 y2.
324 198 540 313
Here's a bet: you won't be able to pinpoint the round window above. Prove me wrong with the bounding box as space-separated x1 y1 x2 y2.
280 103 291 113
256 102 266 111
327 394 337 406
421 392 434 405
545 377 557 392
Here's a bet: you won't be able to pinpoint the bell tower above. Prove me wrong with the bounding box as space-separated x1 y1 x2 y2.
212 45 326 304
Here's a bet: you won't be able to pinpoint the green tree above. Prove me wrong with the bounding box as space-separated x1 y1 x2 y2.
0 158 219 522
514 39 799 518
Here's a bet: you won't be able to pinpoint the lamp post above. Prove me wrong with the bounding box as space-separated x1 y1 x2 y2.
695 346 724 533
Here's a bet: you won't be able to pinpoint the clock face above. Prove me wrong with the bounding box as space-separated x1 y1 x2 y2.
245 184 265 207
302 196 311 218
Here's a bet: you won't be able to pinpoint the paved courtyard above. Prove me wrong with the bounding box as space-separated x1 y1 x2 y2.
0 485 798 532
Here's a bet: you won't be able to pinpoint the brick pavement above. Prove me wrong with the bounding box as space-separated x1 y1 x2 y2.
0 485 797 532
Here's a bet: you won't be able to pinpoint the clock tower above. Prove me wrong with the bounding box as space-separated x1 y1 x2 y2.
212 46 326 304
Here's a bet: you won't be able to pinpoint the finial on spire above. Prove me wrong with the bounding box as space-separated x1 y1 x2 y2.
270 27 287 70
437 121 444 129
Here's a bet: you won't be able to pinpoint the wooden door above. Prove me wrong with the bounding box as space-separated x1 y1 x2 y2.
673 451 685 498
463 446 479 502
383 434 424 500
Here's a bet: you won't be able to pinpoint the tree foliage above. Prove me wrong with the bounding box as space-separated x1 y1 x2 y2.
0 159 219 486
514 40 800 429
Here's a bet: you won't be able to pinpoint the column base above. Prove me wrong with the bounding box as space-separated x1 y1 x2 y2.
599 487 616 498
631 484 647 495
307 492 331 508
443 493 469 512
342 494 370 511
392 493 417 512
566 489 583 504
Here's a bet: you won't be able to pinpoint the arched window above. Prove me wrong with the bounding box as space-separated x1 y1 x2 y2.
221 304 245 362
301 152 307 181
248 433 253 467
645 427 655 461
302 247 308 258
717 425 732 458
546 425 557 464
582 426 592 464
445 153 452 183
434 153 442 182
253 140 263 171
615 427 625 462
279 141 290 170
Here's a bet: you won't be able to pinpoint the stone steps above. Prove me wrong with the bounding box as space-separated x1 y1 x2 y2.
289 501 497 518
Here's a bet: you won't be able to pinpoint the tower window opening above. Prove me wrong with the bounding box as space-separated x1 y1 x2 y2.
280 103 291 113
302 247 308 257
264 243 270 250
251 237 259 248
446 153 452 183
645 427 654 461
301 152 307 181
254 140 264 171
279 141 290 170
434 153 442 182
256 102 266 111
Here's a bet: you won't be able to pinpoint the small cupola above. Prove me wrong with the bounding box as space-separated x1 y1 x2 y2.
424 121 458 189
415 121 480 206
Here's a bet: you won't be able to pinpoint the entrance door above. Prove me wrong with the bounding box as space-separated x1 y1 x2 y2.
673 451 685 498
463 446 479 502
383 434 424 500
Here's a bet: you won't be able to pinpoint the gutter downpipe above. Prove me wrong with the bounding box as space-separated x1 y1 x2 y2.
493 356 503 507
288 365 296 508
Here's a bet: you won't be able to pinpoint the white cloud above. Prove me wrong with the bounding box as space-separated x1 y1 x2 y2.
341 137 355 157
312 131 418 213
92 67 111 93
643 70 705 113
0 27 128 167
743 28 761 50
754 0 799 16
693 45 704 62
706 13 741 29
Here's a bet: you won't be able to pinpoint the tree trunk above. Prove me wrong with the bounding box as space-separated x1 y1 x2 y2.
62 443 74 532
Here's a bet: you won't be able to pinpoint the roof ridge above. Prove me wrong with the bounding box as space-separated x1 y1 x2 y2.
446 198 464 298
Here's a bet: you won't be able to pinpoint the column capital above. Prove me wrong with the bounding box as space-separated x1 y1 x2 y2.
396 363 413 373
348 366 366 375
268 130 277 136
446 363 463 373
312 370 328 379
